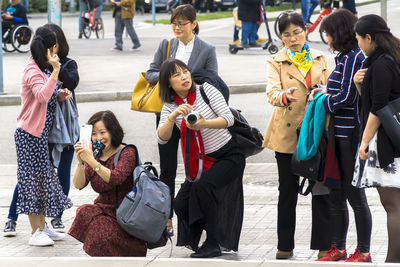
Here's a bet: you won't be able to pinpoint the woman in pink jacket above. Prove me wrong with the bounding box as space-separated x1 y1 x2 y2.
15 26 72 247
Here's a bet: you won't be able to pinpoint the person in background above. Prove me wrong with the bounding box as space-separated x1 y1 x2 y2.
146 4 217 237
300 0 318 24
263 11 331 260
78 0 103 39
23 0 29 12
69 110 147 256
3 23 79 237
78 0 88 38
313 9 372 262
1 0 28 34
238 0 261 48
352 14 400 263
342 0 357 16
14 26 73 246
110 0 141 51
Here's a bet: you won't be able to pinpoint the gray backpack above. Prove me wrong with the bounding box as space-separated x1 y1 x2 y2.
114 145 171 243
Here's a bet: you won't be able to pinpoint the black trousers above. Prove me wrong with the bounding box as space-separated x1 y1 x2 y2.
156 114 180 219
275 152 331 252
329 137 372 252
174 139 245 251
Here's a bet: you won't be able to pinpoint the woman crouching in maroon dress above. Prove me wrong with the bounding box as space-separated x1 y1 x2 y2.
68 110 146 256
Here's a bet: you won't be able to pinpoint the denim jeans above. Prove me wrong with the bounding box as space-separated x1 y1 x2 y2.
342 0 357 14
241 21 258 45
79 0 88 32
301 0 319 22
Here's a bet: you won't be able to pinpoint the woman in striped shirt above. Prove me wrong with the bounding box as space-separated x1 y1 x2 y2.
157 59 245 258
314 9 372 262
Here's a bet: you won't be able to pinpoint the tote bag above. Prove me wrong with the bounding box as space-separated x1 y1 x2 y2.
130 40 171 113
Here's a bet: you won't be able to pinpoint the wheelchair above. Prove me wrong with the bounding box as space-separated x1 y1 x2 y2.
2 23 34 53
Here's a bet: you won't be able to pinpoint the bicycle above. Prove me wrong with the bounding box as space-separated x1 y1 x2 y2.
274 0 339 44
81 6 104 39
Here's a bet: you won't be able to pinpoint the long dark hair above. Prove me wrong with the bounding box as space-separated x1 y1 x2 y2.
43 23 69 60
159 59 196 104
170 4 199 35
355 14 400 64
320 9 357 52
87 110 124 148
30 27 57 71
278 11 305 34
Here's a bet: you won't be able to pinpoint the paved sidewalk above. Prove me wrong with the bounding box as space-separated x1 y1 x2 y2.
0 163 389 264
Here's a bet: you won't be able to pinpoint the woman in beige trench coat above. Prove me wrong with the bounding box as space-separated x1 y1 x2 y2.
263 11 331 260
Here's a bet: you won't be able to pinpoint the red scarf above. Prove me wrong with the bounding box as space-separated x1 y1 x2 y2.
173 90 216 182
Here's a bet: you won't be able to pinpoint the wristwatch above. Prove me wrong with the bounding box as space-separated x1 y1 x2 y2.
93 163 101 172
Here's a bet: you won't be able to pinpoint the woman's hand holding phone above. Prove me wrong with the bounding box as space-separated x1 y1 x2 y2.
74 141 94 164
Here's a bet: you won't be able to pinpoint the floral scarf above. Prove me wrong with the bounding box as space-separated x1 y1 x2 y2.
286 42 313 77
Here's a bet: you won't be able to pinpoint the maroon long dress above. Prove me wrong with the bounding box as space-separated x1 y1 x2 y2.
68 146 147 256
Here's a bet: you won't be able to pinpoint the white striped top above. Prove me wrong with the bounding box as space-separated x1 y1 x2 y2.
157 82 234 154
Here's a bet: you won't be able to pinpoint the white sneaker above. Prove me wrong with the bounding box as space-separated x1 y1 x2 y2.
43 224 65 241
29 228 55 246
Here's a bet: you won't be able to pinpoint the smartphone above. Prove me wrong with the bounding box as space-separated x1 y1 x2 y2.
92 139 105 159
79 124 93 149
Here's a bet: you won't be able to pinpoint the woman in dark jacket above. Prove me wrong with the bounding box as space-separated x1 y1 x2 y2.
352 14 400 263
313 9 372 262
44 23 79 231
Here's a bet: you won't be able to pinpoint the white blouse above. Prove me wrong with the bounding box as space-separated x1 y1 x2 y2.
175 35 195 65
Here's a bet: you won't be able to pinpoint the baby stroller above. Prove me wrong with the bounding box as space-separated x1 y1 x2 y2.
228 0 279 55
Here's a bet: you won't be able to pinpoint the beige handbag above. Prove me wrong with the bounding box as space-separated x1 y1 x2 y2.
131 40 171 113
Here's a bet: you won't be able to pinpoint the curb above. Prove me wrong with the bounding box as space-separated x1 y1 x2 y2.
0 257 391 267
0 83 267 106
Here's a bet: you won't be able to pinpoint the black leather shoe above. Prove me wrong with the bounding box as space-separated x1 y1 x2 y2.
190 243 221 258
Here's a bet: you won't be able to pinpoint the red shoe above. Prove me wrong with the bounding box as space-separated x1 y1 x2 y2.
317 245 347 261
345 248 372 262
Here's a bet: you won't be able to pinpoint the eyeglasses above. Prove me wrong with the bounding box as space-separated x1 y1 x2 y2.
282 30 305 39
171 21 191 28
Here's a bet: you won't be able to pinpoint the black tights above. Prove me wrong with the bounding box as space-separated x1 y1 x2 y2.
329 137 372 252
377 187 400 263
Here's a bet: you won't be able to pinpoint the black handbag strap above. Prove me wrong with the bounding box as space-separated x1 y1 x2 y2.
298 177 315 196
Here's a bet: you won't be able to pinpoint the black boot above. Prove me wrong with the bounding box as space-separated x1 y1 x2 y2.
190 238 221 258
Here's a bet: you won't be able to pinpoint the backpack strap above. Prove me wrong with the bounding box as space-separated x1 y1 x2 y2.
199 85 210 105
114 144 141 206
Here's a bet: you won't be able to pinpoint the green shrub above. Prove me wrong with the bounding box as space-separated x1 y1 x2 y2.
30 0 47 13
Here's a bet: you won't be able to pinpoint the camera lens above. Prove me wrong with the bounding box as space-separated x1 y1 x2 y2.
186 113 198 124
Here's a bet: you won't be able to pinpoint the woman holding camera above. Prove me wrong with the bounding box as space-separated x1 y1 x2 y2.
69 110 147 257
263 12 331 259
157 59 245 258
146 4 218 236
